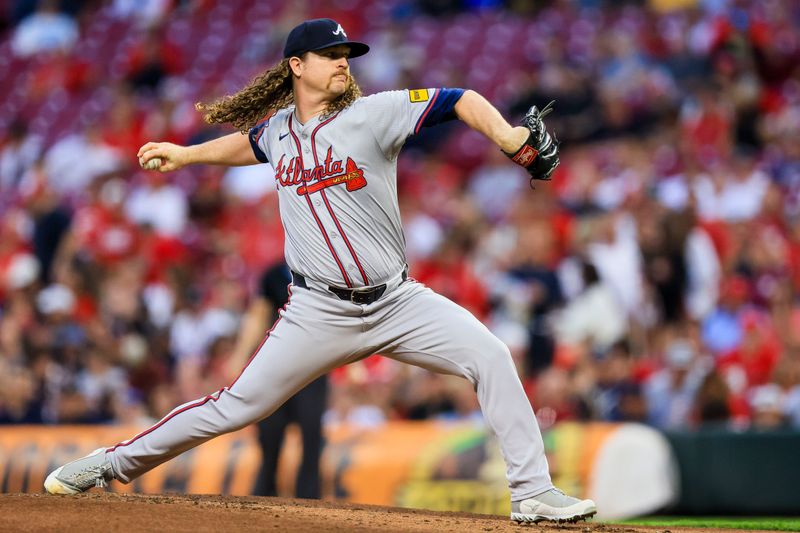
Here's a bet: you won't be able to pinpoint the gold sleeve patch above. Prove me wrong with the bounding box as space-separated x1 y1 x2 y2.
409 89 429 103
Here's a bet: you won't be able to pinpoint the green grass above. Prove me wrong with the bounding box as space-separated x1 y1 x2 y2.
619 516 800 531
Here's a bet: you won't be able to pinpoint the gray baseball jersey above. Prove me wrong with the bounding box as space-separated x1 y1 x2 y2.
102 88 554 503
248 88 461 288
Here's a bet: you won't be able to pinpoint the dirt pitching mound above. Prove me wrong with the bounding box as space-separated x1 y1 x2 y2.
0 493 763 533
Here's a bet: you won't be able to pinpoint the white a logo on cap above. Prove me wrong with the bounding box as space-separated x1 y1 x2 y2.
332 24 347 37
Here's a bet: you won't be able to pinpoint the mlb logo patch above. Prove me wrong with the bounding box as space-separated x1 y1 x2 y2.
409 89 429 103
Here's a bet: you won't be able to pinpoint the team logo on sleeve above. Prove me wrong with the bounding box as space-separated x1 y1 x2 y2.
274 148 367 195
409 89 429 103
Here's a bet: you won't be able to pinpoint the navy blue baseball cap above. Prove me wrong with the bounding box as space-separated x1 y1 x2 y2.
283 18 370 59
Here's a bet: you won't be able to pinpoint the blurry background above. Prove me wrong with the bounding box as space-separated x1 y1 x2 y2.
1 0 799 520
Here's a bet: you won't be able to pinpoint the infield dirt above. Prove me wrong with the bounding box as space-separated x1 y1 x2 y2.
0 493 775 532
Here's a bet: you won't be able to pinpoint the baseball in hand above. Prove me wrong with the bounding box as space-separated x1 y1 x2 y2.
140 157 162 170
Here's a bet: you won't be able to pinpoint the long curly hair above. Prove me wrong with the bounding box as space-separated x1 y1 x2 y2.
196 58 362 133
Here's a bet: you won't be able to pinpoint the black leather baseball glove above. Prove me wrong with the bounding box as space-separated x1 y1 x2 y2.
504 101 560 184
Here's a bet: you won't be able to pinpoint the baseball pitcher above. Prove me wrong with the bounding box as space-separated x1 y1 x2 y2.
45 18 595 524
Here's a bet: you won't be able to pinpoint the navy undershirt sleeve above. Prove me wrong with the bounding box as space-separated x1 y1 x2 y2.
248 121 269 163
417 88 466 131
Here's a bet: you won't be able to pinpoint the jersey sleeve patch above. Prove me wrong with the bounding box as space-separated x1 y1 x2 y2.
409 89 429 103
248 120 270 163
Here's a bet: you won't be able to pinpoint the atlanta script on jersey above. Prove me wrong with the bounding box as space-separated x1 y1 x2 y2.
248 88 464 289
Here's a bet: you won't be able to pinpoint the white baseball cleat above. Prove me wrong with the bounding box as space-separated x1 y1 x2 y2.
510 488 597 524
44 448 115 495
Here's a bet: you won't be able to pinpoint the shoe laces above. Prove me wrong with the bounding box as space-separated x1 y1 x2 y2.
70 464 110 489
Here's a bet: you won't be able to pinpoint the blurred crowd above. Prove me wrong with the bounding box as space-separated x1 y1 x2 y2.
1 0 800 434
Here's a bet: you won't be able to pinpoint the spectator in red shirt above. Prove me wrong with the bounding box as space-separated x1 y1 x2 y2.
68 178 140 268
413 232 489 320
717 310 781 394
123 25 184 91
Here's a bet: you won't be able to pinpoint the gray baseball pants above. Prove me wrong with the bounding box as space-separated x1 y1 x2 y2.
107 278 553 501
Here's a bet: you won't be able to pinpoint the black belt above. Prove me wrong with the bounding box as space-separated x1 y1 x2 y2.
291 269 407 305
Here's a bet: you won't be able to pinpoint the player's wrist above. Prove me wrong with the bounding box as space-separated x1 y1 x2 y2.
177 144 197 167
499 126 530 155
502 130 538 169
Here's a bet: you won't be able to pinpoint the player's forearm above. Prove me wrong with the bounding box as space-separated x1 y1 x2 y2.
184 132 259 167
138 132 259 171
454 90 528 153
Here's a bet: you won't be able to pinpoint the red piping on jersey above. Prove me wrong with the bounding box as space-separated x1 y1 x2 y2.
413 89 440 135
252 109 276 145
106 287 296 454
311 114 370 286
254 125 266 144
107 388 221 454
289 115 353 288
